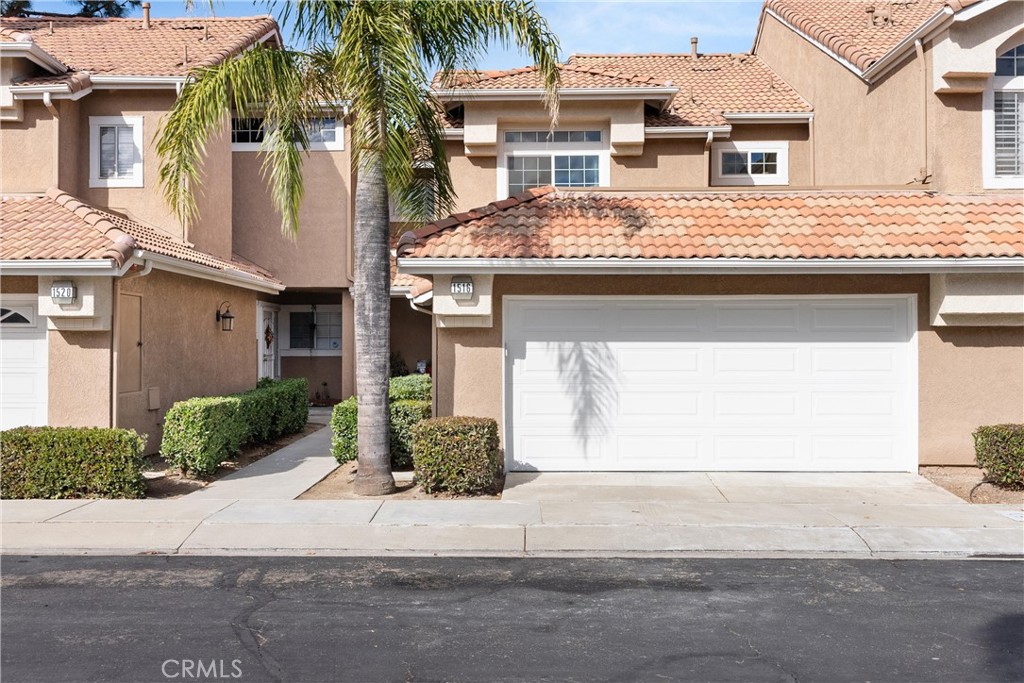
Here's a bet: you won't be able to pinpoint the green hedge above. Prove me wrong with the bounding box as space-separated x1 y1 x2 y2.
412 416 502 495
330 397 431 469
161 378 309 476
974 424 1024 489
1 426 146 499
388 374 432 401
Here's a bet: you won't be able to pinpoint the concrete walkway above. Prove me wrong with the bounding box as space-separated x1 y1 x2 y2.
2 422 1022 557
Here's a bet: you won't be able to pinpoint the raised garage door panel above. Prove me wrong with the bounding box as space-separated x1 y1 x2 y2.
505 297 916 472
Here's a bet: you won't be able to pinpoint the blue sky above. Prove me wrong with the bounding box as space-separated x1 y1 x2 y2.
29 0 765 68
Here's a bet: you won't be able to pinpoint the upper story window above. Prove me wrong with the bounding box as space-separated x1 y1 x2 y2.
985 45 1023 188
89 116 144 188
231 116 344 152
711 141 789 186
498 129 609 199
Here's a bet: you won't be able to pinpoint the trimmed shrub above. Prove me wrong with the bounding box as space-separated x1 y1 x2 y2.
412 417 502 495
388 374 432 402
330 397 359 464
974 424 1024 489
1 426 146 499
161 396 245 475
160 378 309 476
390 400 434 469
330 397 432 469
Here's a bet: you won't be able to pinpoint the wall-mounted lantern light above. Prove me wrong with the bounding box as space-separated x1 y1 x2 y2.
216 301 235 332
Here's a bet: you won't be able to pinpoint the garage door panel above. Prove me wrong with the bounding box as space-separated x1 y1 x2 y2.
506 296 915 472
1 298 48 430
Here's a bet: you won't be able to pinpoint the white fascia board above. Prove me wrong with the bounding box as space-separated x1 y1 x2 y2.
433 87 679 102
764 8 867 80
723 112 813 123
644 125 732 138
137 252 285 294
0 43 67 73
954 0 1011 22
0 258 122 275
398 256 1024 275
861 8 954 82
91 75 186 90
11 84 92 100
443 128 465 140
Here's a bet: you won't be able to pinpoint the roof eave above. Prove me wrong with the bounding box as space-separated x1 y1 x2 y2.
861 7 955 82
11 83 92 100
398 256 1024 276
134 251 285 294
0 258 123 276
643 125 732 138
723 112 813 124
0 42 67 73
433 86 679 103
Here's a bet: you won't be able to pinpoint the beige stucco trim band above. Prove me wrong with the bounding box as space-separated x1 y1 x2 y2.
399 257 1024 275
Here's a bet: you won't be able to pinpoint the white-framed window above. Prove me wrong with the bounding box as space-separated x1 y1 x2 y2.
279 305 342 356
0 305 34 326
711 141 789 186
231 115 344 152
89 116 144 188
497 129 609 200
983 44 1024 189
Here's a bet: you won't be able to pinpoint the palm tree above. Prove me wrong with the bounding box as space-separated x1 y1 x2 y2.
157 0 560 495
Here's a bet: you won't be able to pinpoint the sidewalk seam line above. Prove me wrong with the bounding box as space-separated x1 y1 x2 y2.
39 500 96 523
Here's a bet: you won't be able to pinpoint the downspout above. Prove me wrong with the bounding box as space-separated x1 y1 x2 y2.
808 114 816 186
44 93 59 188
109 259 153 427
703 131 714 187
915 39 929 184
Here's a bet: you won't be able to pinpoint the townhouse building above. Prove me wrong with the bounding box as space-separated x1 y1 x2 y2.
395 0 1024 473
0 12 430 450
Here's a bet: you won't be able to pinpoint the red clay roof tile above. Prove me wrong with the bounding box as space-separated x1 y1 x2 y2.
398 188 1024 262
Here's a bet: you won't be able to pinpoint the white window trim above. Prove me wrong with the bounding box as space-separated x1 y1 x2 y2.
982 74 1024 190
279 304 343 357
231 116 345 152
711 141 789 187
496 129 610 200
89 115 144 188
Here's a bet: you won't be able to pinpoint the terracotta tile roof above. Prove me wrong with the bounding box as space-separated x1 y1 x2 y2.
569 53 810 126
0 16 279 78
1 189 281 286
762 0 983 74
398 187 1024 261
439 63 670 90
436 54 810 128
15 71 92 92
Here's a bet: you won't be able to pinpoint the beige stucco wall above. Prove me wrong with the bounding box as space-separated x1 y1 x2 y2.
231 132 352 288
116 269 259 452
70 91 183 238
390 298 433 373
281 356 343 400
756 14 931 187
0 100 57 193
434 274 1024 467
48 329 113 429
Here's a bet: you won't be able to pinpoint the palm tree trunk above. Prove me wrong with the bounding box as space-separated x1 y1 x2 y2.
353 153 396 495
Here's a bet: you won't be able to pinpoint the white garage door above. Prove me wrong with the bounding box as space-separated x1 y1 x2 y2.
0 296 48 429
505 296 916 472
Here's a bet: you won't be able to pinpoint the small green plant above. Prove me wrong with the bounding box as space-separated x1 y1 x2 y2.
160 378 309 476
974 424 1024 489
0 427 147 499
412 417 502 495
390 351 409 377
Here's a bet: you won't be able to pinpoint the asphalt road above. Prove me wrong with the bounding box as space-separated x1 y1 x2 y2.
1 556 1021 683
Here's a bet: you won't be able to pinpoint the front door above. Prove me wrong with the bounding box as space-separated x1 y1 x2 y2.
258 303 280 380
